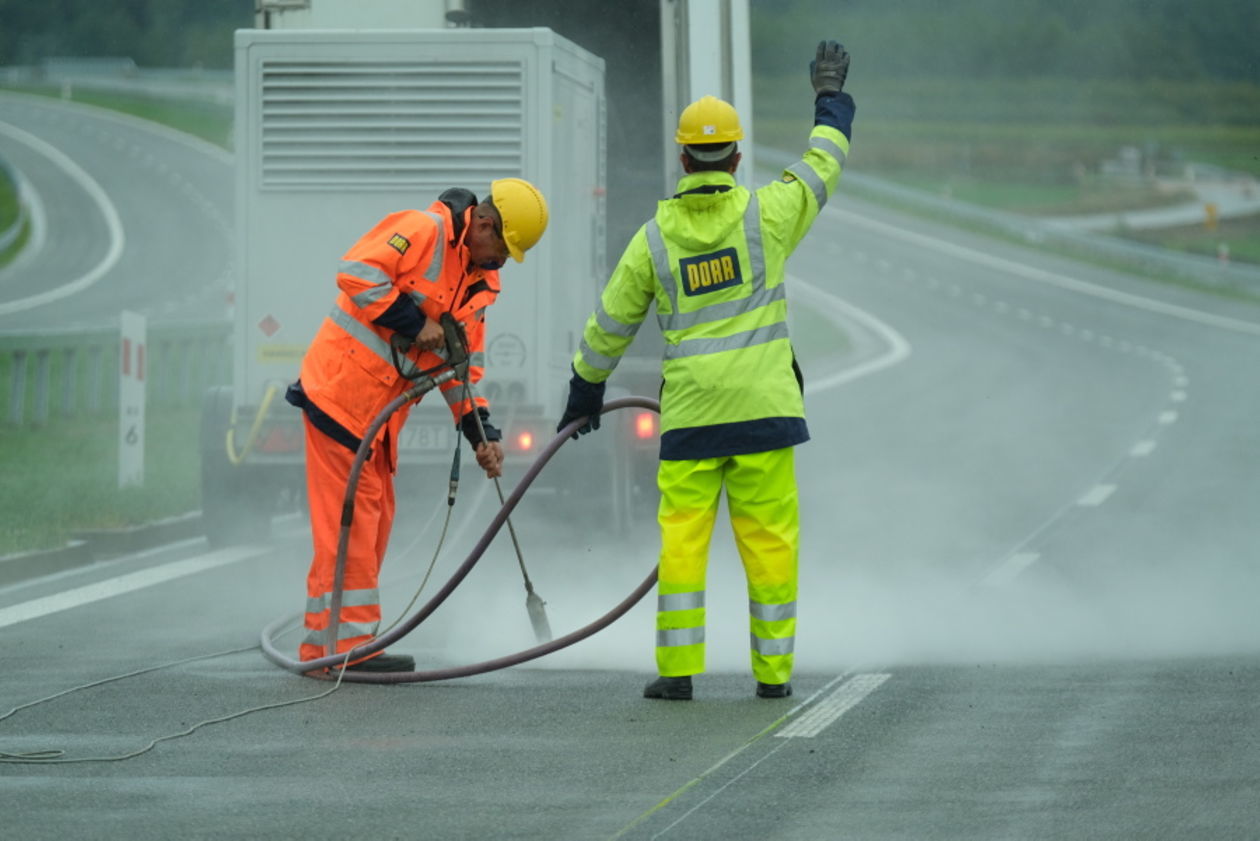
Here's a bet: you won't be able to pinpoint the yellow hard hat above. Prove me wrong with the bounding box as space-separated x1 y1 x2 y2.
674 95 744 145
490 177 549 263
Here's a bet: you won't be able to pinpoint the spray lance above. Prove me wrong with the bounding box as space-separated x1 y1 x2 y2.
439 313 553 644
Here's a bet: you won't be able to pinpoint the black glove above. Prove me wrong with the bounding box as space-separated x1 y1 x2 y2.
557 368 605 440
460 406 501 447
810 40 849 95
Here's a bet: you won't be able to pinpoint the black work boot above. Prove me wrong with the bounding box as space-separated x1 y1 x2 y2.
643 675 693 700
756 681 792 698
344 652 416 672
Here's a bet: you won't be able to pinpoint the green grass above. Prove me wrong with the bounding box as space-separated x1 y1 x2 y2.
4 84 232 150
0 165 27 269
0 408 201 555
0 168 17 229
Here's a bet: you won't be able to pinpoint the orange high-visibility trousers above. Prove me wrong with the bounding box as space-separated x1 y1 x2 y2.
298 416 395 663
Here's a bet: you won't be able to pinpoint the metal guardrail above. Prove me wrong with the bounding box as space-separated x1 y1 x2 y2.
756 145 1260 296
0 320 231 426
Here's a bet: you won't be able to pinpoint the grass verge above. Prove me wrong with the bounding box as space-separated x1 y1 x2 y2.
0 408 201 556
3 84 232 149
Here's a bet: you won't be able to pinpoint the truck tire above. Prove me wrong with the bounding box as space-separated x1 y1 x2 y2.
200 386 272 547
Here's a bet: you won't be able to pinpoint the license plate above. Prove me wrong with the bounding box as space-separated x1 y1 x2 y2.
398 422 454 452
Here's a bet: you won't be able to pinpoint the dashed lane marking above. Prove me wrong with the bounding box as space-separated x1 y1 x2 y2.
1131 440 1158 457
1077 484 1117 507
776 674 892 739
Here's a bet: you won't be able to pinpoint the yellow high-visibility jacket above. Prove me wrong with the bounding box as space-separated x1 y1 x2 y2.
572 120 849 459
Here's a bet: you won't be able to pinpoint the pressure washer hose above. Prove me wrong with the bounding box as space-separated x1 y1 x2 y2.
260 395 661 685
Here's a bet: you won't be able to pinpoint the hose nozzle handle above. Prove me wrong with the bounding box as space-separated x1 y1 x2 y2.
439 313 471 382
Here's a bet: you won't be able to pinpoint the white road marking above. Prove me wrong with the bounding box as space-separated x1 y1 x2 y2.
831 205 1260 337
0 546 266 630
776 673 891 738
1171 391 1187 402
792 276 913 393
1131 440 1158 457
0 120 125 315
982 552 1042 587
1077 484 1117 507
1159 410 1179 425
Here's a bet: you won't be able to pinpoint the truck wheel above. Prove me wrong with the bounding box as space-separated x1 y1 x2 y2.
200 386 273 547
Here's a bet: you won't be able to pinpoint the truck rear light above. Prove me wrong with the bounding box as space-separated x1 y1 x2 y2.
635 412 656 439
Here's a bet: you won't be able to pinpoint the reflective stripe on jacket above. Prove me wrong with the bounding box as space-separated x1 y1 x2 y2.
573 123 849 459
299 200 497 444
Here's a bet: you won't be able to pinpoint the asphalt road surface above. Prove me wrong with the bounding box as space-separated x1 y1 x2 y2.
2 142 1259 838
0 92 232 329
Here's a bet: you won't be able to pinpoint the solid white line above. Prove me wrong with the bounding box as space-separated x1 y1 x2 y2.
791 276 913 394
1077 484 1117 507
1131 440 1157 457
830 206 1260 337
776 673 891 739
0 120 125 316
0 546 265 630
982 552 1041 587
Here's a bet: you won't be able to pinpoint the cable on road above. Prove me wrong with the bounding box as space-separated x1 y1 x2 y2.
0 624 355 765
1 396 662 761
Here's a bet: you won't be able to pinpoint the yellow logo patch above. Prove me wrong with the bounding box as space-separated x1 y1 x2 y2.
680 247 743 297
387 233 410 255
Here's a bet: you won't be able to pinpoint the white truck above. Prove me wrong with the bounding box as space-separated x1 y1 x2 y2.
203 2 753 545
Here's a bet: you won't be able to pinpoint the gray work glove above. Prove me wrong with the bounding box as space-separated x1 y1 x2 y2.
810 40 850 94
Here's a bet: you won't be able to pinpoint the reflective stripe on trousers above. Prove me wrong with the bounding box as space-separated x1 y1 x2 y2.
298 415 393 662
655 448 800 684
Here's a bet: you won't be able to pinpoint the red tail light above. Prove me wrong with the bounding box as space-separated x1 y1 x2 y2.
635 412 656 439
515 430 535 451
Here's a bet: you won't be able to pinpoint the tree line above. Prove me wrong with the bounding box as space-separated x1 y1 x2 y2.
0 0 252 69
751 0 1258 84
1 0 1255 85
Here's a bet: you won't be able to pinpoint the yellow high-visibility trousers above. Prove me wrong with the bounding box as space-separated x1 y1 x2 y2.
655 447 799 684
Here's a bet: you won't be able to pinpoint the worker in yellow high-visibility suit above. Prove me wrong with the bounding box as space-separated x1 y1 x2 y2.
558 42 855 700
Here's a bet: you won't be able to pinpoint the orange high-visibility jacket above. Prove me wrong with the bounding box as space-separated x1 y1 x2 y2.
299 200 497 446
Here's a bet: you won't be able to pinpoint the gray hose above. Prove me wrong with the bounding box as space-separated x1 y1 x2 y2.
260 395 661 684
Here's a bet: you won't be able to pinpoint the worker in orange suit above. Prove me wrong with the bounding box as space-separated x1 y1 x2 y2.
285 179 549 672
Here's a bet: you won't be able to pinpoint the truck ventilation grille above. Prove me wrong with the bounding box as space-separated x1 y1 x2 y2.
258 60 524 190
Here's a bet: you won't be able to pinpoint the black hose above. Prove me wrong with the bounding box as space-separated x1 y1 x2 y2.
260 395 661 684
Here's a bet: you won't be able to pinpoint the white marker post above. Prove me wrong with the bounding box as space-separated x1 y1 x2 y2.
118 310 146 488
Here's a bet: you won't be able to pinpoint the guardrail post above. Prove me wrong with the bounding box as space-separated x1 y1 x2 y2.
33 349 51 425
62 347 78 418
87 345 104 413
9 349 27 425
